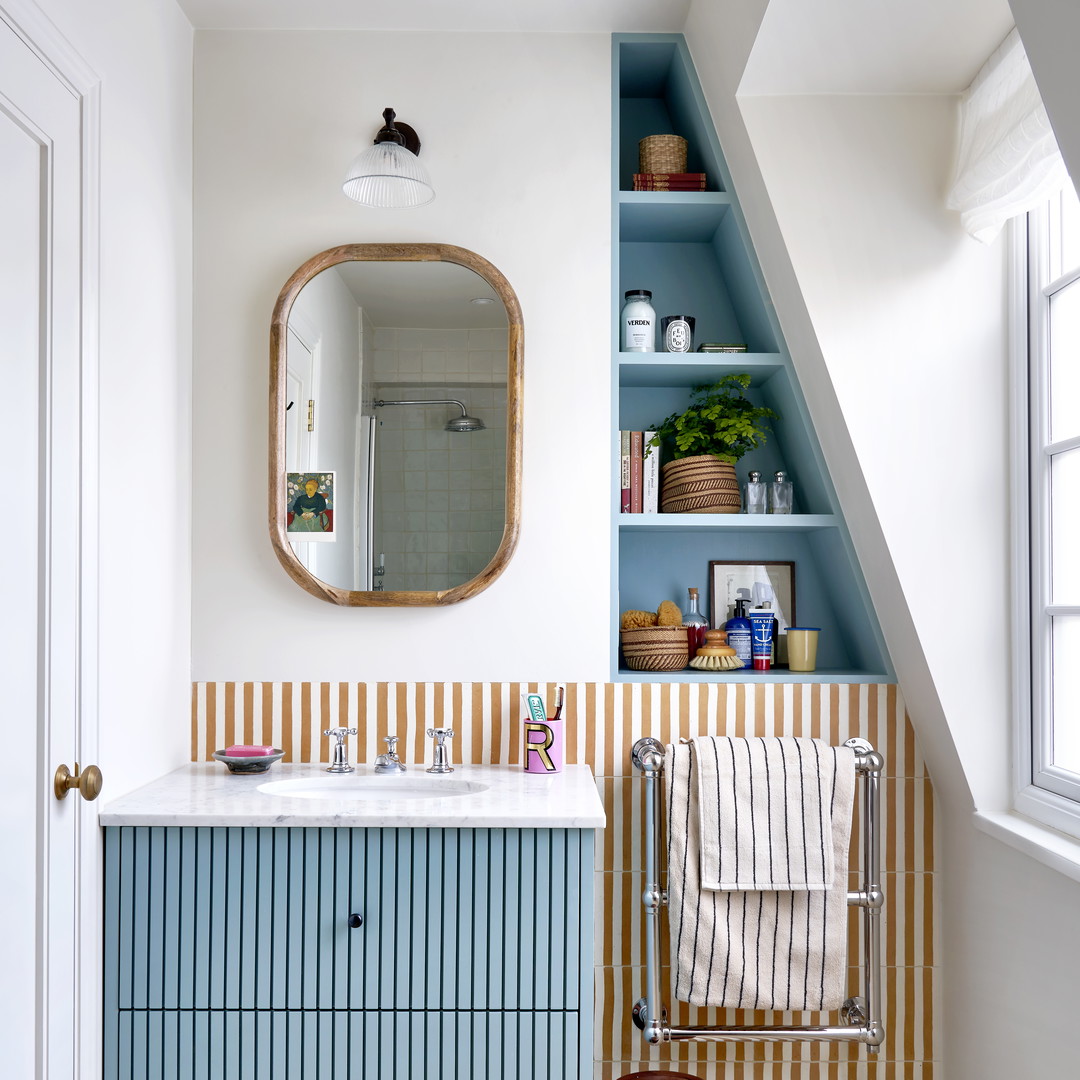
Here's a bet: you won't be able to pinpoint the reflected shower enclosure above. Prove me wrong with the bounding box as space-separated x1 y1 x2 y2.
368 390 505 592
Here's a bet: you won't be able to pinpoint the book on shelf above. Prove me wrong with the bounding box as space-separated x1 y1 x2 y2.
630 431 643 513
642 432 659 514
619 431 659 514
633 172 707 191
620 430 631 513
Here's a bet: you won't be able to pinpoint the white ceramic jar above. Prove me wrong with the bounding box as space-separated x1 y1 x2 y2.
621 289 655 352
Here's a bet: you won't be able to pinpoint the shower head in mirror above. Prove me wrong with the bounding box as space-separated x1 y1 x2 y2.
444 410 485 433
374 397 485 433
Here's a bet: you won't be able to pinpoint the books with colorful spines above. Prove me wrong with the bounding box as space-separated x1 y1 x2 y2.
642 432 659 514
620 430 631 513
630 431 644 513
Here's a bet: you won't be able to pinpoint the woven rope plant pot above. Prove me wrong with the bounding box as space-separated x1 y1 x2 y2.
660 456 741 514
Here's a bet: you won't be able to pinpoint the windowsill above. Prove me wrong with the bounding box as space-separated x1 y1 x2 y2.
974 809 1080 885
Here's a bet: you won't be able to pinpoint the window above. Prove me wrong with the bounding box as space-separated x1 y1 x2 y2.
1017 181 1080 831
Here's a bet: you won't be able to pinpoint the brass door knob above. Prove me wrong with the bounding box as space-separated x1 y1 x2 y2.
54 762 103 802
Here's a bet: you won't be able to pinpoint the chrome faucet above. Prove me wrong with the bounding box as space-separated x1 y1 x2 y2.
373 734 406 774
426 727 455 774
323 726 358 773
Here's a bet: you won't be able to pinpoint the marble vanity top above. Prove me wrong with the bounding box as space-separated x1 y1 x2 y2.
99 762 606 829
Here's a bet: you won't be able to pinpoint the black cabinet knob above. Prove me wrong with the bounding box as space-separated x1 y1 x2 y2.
348 913 363 929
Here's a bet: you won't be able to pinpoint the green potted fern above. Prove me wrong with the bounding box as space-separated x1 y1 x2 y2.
647 374 778 513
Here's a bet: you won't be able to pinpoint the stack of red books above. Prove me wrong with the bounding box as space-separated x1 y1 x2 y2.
633 172 707 191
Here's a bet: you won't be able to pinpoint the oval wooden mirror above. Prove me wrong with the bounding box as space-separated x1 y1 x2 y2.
269 244 522 605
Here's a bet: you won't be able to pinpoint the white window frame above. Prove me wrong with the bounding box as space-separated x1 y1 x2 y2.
1012 195 1080 837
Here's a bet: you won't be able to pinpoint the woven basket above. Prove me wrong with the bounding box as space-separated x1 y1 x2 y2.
661 456 741 514
639 134 687 174
620 626 689 672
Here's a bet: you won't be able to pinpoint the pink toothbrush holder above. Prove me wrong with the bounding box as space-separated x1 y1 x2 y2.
524 717 564 774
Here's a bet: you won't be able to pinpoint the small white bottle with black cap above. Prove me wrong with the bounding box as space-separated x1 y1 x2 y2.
622 289 656 352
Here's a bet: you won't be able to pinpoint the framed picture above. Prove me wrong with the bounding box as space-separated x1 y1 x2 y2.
709 560 795 660
286 472 336 541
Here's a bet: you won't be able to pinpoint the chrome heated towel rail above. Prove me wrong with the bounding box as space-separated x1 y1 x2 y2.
630 736 885 1051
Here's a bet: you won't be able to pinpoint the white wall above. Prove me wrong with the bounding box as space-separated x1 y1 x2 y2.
192 29 611 681
288 266 360 587
32 0 193 799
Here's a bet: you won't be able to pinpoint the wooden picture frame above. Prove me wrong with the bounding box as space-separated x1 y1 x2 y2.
269 243 523 606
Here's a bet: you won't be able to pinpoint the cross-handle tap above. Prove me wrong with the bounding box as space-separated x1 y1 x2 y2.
323 726 358 773
426 727 455 774
373 734 407 774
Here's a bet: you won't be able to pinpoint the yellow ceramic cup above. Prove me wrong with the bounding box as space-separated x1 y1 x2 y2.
787 627 820 672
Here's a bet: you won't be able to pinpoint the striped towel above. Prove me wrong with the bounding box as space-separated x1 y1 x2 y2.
693 736 851 891
665 738 856 1011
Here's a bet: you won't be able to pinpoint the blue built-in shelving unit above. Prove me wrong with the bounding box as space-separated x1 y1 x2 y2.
612 34 893 684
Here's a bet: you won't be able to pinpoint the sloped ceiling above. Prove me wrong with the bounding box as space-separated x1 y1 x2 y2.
740 0 1015 95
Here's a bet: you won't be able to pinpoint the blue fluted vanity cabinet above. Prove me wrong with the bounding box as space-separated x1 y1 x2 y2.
104 827 594 1079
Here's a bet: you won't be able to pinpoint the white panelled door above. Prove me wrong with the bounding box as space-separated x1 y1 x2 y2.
0 14 92 1079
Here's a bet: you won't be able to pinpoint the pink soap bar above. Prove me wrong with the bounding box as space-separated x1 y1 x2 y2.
225 744 276 757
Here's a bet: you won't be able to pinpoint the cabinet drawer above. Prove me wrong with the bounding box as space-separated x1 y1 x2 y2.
104 826 591 1012
107 1009 587 1080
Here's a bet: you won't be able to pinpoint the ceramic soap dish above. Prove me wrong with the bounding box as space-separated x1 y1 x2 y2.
212 748 285 774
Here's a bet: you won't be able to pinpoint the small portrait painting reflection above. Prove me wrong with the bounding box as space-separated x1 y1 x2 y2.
286 472 335 541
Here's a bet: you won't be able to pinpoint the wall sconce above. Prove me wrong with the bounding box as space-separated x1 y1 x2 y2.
342 107 435 209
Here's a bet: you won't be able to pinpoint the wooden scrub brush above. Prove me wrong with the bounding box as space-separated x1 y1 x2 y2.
689 629 744 671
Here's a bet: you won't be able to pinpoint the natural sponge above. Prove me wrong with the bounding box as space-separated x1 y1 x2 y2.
620 609 659 630
656 600 682 627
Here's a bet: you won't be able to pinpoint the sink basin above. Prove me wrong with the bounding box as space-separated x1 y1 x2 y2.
257 774 489 802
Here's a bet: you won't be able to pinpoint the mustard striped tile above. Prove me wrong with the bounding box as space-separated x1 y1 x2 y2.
193 681 933 1079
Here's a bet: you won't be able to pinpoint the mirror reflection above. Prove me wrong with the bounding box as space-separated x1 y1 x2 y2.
283 259 510 594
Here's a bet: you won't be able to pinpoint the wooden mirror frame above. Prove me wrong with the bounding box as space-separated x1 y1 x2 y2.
269 243 523 606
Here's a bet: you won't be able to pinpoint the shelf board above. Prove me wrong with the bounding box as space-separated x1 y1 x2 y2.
617 513 836 531
618 191 733 242
618 352 784 387
614 667 894 685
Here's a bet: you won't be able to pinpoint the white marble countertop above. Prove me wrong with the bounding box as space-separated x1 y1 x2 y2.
98 762 606 829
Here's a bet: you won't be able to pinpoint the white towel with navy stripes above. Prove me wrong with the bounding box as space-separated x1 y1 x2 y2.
694 735 848 891
665 737 856 1012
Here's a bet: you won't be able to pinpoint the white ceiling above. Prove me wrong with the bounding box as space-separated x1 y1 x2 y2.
177 0 1017 96
333 261 508 329
174 0 690 32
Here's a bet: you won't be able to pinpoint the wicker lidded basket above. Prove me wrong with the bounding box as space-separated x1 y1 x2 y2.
620 626 689 672
639 134 688 174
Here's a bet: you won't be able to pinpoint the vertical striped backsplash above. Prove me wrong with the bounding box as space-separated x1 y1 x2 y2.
193 681 935 1080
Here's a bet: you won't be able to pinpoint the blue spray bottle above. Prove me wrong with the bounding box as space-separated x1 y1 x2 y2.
725 598 753 669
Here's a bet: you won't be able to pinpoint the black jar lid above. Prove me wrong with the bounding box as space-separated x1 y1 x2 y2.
624 289 652 299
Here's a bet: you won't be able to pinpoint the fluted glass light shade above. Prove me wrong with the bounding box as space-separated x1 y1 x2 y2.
343 107 435 209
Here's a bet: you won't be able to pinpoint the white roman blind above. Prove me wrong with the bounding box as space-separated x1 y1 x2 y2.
947 27 1067 243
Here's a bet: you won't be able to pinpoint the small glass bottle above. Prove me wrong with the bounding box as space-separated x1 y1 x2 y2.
769 470 793 514
622 289 656 352
683 587 709 658
744 470 767 514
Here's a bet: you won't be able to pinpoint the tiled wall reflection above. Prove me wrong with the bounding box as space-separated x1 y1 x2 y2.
372 327 507 591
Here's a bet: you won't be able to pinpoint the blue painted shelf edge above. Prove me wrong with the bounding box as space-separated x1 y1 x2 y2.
615 668 896 685
616 513 838 531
